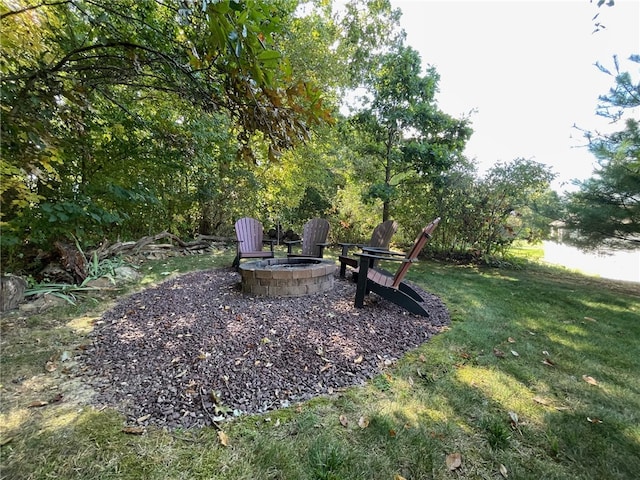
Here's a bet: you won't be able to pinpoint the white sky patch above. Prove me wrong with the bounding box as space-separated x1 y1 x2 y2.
391 0 640 192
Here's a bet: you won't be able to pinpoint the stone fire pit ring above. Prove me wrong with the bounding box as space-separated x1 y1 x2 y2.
239 257 337 297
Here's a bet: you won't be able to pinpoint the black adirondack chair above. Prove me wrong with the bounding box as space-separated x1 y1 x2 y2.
353 218 440 316
338 220 398 279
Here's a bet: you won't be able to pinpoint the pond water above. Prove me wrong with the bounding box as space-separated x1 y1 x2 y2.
542 241 640 284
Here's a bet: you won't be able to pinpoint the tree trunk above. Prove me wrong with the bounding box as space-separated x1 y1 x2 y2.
382 200 390 223
0 275 27 312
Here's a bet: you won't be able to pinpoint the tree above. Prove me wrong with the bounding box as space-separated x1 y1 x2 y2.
563 55 640 250
350 44 472 222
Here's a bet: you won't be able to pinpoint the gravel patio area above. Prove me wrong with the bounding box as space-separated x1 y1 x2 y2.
81 267 450 429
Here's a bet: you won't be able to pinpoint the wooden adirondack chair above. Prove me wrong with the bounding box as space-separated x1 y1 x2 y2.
232 217 275 268
354 218 440 316
285 218 330 258
338 220 398 278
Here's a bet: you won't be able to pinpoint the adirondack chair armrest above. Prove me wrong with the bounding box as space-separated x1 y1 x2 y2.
355 252 416 263
361 246 406 257
337 242 366 256
283 239 302 254
315 242 330 257
233 238 275 249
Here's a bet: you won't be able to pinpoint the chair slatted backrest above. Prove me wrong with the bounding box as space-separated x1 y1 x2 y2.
390 218 440 289
369 220 398 249
300 218 330 257
235 217 265 254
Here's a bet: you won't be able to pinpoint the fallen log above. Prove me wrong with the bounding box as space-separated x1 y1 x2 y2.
91 232 234 261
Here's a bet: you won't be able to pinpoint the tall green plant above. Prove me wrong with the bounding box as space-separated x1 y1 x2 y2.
347 44 472 222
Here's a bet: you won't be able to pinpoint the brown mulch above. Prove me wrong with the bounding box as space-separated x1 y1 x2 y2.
81 268 450 429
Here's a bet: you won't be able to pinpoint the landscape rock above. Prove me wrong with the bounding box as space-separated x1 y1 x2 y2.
113 266 142 283
19 293 68 313
80 268 451 429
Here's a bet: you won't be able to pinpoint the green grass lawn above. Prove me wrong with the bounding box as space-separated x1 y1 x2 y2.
1 247 638 479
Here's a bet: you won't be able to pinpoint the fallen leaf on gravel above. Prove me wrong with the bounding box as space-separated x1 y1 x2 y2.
446 452 462 470
500 463 508 477
28 400 49 408
354 355 363 364
137 414 151 423
582 375 598 386
217 430 229 446
358 416 369 429
339 414 349 427
320 363 332 373
122 426 145 435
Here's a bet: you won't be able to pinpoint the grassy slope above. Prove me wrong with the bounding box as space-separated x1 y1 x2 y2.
1 247 638 480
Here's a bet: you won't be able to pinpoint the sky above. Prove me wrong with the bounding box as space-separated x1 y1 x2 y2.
390 0 640 192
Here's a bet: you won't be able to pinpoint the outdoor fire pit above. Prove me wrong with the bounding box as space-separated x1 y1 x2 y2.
239 257 337 297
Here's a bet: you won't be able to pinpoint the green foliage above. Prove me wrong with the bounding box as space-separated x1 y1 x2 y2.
23 251 130 304
1 0 333 265
23 282 96 305
336 0 403 87
346 42 472 223
393 157 556 259
563 56 640 250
